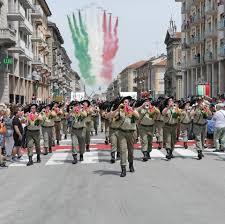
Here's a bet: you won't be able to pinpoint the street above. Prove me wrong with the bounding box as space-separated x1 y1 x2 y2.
1 133 225 224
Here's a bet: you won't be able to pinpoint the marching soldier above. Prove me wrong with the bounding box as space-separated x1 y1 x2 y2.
82 100 93 152
92 103 100 135
26 104 43 166
61 104 69 140
190 97 211 160
41 105 56 155
70 101 87 164
114 96 139 177
162 97 181 160
155 104 165 150
53 102 62 145
180 101 192 149
137 98 160 161
108 103 121 163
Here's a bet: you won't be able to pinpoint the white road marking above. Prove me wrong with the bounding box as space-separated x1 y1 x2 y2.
174 148 198 157
46 153 70 166
81 152 99 164
9 155 37 167
150 149 166 158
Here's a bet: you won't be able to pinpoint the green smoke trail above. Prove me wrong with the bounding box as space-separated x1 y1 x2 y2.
67 12 95 85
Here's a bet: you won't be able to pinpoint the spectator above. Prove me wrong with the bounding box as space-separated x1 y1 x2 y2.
212 103 225 152
0 110 7 167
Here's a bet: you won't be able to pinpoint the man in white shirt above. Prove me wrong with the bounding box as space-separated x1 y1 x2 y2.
212 103 225 152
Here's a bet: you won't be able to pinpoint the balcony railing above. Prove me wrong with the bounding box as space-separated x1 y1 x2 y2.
205 3 217 14
205 28 217 38
192 57 203 66
191 35 203 45
0 28 16 44
218 19 225 30
205 51 217 61
181 22 190 31
219 46 225 57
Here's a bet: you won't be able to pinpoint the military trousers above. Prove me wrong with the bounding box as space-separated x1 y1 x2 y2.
139 125 154 153
105 120 110 139
109 128 119 153
155 121 164 143
54 121 61 141
214 127 225 150
61 119 68 135
100 117 105 131
193 124 207 151
85 121 92 145
71 128 86 155
42 126 53 149
180 123 191 143
27 130 41 156
117 130 135 166
164 124 177 151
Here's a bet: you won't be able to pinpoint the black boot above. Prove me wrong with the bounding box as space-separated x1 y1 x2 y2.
105 138 109 145
64 134 67 140
158 142 162 150
95 130 98 135
147 152 151 159
80 154 83 162
171 150 174 158
26 156 33 166
72 154 78 164
184 142 188 149
110 152 116 163
166 149 172 160
197 150 203 160
116 152 120 160
86 144 90 152
142 151 148 162
129 162 135 173
0 162 8 168
43 147 48 155
49 147 52 153
57 140 60 145
120 166 126 177
37 154 41 163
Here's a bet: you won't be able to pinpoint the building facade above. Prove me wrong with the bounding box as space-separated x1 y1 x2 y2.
136 55 167 98
176 0 225 97
164 19 183 99
0 0 80 104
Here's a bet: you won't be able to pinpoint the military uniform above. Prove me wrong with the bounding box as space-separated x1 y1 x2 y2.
26 113 42 165
138 106 159 161
70 110 87 164
108 111 120 163
163 107 180 159
84 108 93 151
61 111 68 139
41 110 55 155
155 113 164 149
116 106 138 177
92 107 100 135
180 109 191 149
191 106 209 159
54 108 62 145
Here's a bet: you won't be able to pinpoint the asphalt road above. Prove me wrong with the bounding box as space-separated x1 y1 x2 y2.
1 133 225 224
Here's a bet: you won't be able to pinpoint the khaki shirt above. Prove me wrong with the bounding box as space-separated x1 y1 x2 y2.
163 108 179 125
27 113 41 131
138 108 157 126
192 107 208 125
180 110 191 124
118 111 137 131
71 111 87 129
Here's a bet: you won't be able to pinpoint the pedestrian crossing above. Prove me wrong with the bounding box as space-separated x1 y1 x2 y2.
7 147 225 167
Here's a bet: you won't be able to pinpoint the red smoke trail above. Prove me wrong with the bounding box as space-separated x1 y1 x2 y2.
101 12 119 83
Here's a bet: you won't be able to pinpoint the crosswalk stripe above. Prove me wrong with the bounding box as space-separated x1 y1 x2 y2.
173 148 198 157
150 149 166 158
81 152 99 164
9 155 37 167
46 153 70 166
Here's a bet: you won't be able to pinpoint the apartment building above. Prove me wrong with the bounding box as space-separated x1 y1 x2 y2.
164 19 183 99
176 0 225 97
136 55 167 98
0 0 34 104
119 60 146 92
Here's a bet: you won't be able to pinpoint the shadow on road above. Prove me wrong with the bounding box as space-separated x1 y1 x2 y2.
93 169 120 176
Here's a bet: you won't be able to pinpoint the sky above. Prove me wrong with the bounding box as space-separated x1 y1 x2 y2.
46 0 181 92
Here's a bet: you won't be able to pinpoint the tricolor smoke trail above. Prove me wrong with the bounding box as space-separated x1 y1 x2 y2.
68 6 119 86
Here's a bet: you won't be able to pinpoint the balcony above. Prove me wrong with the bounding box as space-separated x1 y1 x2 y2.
19 19 33 35
190 35 204 46
19 41 33 61
19 0 33 9
182 42 190 50
218 19 225 31
31 5 43 25
219 46 225 58
191 57 203 67
181 2 191 14
190 14 204 26
0 28 16 46
204 51 217 63
181 22 190 32
191 0 201 6
32 55 44 66
31 31 45 42
205 3 217 15
205 28 217 39
7 7 25 21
